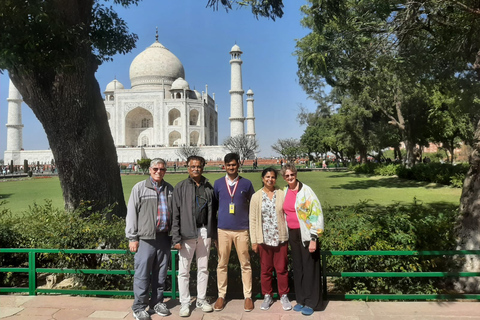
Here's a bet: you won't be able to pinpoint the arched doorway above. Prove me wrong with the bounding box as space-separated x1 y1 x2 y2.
125 107 153 146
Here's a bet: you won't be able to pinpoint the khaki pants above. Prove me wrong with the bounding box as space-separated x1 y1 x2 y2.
178 227 211 305
216 229 252 299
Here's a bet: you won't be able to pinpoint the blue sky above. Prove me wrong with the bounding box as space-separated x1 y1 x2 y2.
0 0 317 158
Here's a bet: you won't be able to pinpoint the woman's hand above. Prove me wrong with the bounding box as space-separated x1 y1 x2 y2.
173 243 182 250
252 243 258 253
308 240 316 253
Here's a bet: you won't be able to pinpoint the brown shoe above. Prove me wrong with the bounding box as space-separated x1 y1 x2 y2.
214 297 225 311
244 298 254 312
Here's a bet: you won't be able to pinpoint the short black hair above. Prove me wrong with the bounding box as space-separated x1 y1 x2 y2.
224 152 240 164
187 155 205 167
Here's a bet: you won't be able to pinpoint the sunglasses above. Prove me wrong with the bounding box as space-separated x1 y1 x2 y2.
151 167 166 172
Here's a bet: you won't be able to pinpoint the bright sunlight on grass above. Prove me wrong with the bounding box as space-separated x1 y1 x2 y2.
0 171 461 214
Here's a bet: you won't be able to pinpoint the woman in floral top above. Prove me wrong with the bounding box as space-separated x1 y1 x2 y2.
281 163 324 316
249 167 292 311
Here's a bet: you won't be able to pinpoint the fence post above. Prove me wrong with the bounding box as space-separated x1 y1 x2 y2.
28 250 37 296
171 250 177 299
322 251 328 300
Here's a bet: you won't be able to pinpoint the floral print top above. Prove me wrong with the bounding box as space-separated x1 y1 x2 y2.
261 190 280 246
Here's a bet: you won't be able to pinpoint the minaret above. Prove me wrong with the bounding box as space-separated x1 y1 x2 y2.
6 79 24 152
229 44 245 137
246 89 256 139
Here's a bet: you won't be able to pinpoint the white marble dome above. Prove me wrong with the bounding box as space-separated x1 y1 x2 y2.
129 41 185 89
247 89 254 95
105 79 124 92
171 77 190 90
230 44 242 52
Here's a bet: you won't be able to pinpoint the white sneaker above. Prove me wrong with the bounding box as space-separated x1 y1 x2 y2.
179 303 190 317
196 299 213 312
280 294 292 311
261 294 273 310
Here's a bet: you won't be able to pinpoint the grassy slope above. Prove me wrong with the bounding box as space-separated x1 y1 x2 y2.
0 171 461 214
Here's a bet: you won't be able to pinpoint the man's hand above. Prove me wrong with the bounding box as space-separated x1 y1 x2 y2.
252 243 258 254
129 241 139 253
213 239 218 249
173 243 182 250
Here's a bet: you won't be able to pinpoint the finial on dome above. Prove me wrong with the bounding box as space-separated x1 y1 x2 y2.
155 27 158 41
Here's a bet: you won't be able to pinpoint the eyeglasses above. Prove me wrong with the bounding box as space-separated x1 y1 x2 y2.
151 167 166 172
284 174 296 178
189 166 204 170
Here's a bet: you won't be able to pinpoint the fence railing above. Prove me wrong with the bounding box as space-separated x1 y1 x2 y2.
0 248 178 298
322 250 480 300
1 248 480 300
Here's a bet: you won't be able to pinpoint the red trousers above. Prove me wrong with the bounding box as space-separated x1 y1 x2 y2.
258 242 289 296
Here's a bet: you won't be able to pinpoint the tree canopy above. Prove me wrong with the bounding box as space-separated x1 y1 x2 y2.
295 0 480 290
0 0 285 217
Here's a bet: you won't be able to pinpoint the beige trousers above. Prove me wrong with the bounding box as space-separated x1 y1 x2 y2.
216 229 252 298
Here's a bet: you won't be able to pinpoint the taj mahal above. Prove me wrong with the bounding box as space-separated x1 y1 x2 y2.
4 35 256 165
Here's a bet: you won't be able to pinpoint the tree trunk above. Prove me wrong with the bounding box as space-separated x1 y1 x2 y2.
9 54 126 218
404 140 416 167
458 121 480 292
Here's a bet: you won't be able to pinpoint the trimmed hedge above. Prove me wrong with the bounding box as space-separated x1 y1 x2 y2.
350 162 469 187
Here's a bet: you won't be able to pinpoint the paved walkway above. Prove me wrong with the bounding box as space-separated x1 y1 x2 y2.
1 295 480 320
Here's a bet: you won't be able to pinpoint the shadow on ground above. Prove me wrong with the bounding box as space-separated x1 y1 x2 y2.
327 173 446 190
0 194 13 200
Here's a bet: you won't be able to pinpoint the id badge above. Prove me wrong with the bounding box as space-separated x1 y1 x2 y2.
229 203 235 214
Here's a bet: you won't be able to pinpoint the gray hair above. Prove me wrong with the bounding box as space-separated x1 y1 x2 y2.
280 163 297 176
150 158 166 168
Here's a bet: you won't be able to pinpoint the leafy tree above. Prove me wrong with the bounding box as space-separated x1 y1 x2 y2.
136 158 151 174
0 0 284 217
271 138 304 162
223 135 259 162
206 0 284 20
295 0 480 290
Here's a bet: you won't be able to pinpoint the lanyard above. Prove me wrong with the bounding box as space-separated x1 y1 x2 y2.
225 176 239 203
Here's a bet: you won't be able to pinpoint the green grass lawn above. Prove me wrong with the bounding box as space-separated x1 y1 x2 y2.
0 171 461 214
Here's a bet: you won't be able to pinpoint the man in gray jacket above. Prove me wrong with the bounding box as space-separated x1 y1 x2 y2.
126 158 174 320
172 155 217 317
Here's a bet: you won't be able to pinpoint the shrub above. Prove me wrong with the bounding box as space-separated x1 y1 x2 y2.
397 163 469 187
350 163 379 174
0 200 132 290
321 200 460 294
373 164 401 176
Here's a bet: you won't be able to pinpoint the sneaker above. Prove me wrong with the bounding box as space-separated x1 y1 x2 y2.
196 299 213 312
153 302 171 317
280 294 292 311
133 310 151 320
179 303 190 317
260 294 273 310
213 297 225 311
293 304 304 312
301 306 314 316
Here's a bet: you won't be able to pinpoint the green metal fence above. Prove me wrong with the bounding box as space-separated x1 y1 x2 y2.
0 248 178 298
1 248 480 300
322 250 480 300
